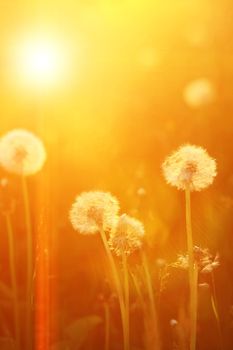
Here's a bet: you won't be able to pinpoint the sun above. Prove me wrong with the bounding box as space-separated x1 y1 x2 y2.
26 43 56 77
17 37 66 87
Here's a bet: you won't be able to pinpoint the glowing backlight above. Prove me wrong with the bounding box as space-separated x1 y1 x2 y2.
17 37 66 87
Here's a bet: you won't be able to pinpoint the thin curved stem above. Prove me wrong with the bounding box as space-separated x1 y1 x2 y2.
141 251 160 350
122 251 130 350
158 265 168 314
99 229 128 350
5 214 20 350
131 270 152 350
131 271 146 312
21 176 33 349
192 264 198 350
185 188 194 285
211 271 223 350
185 188 196 350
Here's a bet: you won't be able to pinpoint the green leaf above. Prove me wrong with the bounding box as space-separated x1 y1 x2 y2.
65 315 102 350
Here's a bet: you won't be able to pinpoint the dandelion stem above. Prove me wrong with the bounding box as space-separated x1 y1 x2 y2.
122 251 130 350
103 303 110 350
158 265 167 314
5 214 20 350
99 229 128 350
185 187 197 350
131 270 151 350
22 176 33 349
131 271 146 312
192 264 198 350
141 251 160 350
211 271 223 350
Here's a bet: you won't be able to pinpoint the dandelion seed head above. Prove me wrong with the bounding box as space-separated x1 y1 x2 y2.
172 254 189 270
0 129 46 176
172 246 219 273
183 78 215 108
109 214 145 256
162 144 217 191
69 191 120 235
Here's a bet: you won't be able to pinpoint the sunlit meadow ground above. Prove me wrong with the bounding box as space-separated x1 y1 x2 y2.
0 1 233 350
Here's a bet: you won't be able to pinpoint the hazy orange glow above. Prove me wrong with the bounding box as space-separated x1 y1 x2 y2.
0 0 233 349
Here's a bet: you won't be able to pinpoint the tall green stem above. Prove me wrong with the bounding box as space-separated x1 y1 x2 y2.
99 229 128 350
122 251 129 350
5 214 20 350
21 176 33 349
141 251 160 350
185 188 197 350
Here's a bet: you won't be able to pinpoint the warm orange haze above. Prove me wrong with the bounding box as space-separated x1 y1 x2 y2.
0 0 232 350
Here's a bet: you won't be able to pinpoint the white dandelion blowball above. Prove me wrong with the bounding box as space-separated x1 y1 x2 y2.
0 129 46 176
183 78 215 108
162 144 217 191
69 191 120 235
109 214 145 256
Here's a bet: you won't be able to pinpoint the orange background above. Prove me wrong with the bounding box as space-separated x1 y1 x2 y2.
0 1 233 349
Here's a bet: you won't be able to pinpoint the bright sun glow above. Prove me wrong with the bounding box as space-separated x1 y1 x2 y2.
17 38 66 87
26 44 56 76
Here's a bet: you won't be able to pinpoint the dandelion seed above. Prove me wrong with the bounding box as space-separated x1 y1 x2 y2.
69 191 119 235
109 214 145 256
0 129 46 176
162 144 217 191
183 78 215 108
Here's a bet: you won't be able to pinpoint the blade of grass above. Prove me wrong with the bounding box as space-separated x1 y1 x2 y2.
141 251 160 350
100 229 128 350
